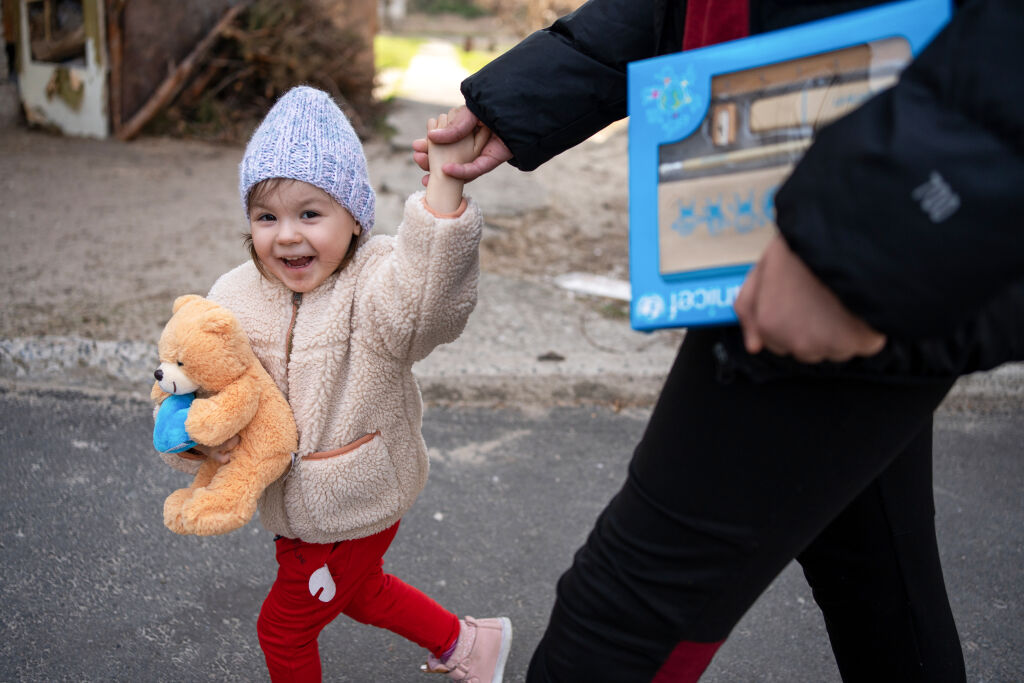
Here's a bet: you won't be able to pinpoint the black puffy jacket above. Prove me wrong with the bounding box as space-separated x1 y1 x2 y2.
461 0 1024 378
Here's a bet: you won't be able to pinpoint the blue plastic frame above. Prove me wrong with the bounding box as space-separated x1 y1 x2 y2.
627 0 951 330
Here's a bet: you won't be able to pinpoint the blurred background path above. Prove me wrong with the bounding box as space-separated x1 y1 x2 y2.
380 38 470 104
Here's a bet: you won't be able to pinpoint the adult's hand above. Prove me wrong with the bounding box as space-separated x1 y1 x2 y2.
734 235 887 363
412 105 512 184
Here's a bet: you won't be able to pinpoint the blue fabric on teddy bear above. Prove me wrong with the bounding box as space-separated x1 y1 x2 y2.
154 393 197 453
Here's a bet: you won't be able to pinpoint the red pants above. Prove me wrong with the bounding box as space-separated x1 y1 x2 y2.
257 522 460 682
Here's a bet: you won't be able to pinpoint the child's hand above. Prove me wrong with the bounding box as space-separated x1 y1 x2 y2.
424 109 488 214
413 105 511 183
192 434 240 464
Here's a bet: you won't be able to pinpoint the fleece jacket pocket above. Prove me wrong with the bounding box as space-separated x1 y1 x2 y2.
297 432 403 535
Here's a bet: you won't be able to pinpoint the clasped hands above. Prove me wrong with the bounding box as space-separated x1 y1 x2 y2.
413 105 511 184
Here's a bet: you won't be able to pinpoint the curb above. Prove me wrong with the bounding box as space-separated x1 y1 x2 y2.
3 335 1021 413
0 335 674 406
1 336 157 396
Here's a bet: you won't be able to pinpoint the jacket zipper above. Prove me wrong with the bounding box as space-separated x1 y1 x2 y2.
286 291 302 366
285 291 302 476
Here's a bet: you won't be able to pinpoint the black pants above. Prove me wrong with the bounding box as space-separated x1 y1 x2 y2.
528 329 965 682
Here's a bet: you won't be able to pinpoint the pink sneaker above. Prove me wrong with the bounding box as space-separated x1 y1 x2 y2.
422 616 512 682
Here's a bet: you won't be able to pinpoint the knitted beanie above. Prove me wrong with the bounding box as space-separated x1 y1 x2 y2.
239 86 375 233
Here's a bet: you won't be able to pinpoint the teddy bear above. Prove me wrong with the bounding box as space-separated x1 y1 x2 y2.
152 294 297 536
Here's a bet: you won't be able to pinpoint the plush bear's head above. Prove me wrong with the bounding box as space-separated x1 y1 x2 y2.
153 295 252 397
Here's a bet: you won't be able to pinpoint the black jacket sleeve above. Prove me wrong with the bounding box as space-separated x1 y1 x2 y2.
460 0 674 171
775 0 1024 339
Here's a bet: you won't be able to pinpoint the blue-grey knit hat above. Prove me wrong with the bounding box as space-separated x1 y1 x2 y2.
239 86 375 233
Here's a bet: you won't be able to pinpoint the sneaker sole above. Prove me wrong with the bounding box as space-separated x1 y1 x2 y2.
492 617 512 683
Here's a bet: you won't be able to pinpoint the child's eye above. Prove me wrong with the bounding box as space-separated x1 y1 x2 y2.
256 213 276 223
300 210 320 219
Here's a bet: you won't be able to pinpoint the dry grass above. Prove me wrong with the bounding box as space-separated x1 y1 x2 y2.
150 0 383 143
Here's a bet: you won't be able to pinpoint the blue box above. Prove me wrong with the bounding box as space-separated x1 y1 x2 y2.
627 0 951 330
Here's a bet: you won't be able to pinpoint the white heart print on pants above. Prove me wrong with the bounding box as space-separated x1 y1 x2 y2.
308 564 336 602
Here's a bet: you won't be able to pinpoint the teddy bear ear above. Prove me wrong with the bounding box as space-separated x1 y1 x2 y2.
201 309 238 335
173 294 203 314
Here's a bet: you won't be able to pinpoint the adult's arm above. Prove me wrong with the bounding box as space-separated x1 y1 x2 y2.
461 0 681 171
776 0 1024 339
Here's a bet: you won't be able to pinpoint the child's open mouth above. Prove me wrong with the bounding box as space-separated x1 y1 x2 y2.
282 256 314 269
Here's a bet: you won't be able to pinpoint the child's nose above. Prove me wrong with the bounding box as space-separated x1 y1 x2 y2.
276 219 302 243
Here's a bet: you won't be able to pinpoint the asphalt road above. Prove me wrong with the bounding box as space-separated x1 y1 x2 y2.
0 387 1020 682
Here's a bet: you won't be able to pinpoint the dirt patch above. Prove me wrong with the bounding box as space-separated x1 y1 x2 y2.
478 123 631 281
481 205 629 280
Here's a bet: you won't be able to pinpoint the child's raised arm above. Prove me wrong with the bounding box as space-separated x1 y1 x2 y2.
424 109 488 214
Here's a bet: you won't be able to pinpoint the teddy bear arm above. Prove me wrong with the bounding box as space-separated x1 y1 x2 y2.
185 379 261 446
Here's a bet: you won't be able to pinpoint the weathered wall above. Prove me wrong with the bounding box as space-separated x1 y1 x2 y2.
314 0 377 110
15 0 109 138
117 0 234 124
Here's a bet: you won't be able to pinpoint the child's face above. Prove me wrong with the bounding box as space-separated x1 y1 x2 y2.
249 180 361 293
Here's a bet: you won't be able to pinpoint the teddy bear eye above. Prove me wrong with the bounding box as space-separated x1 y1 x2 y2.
177 361 184 366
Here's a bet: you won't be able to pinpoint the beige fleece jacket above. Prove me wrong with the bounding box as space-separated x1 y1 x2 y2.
163 192 482 543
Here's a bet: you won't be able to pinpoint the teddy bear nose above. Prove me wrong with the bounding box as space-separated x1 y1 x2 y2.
154 368 163 381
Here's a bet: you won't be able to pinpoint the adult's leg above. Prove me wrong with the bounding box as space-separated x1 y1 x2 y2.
527 329 956 682
798 421 966 682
